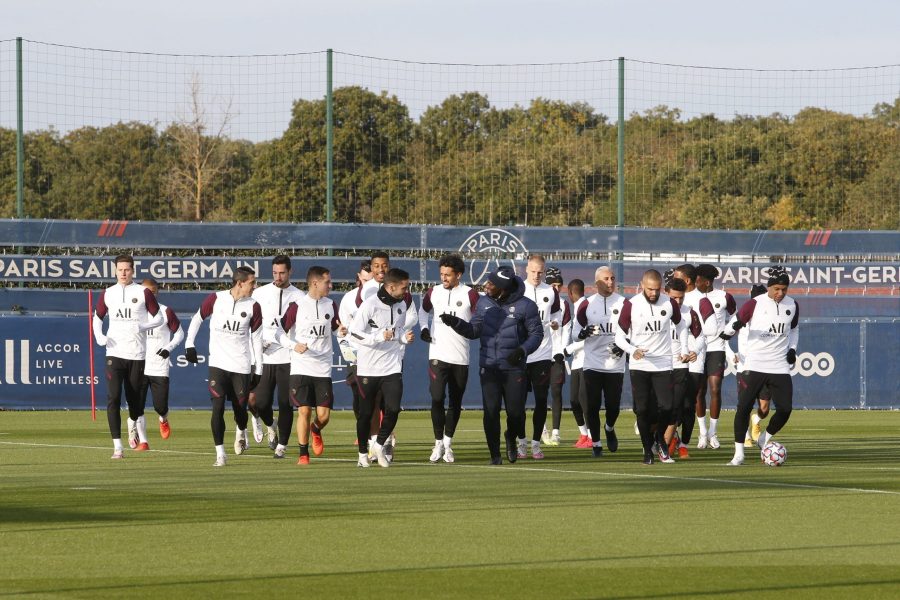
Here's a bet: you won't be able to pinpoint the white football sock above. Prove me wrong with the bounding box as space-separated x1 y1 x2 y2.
751 413 761 426
592 440 603 448
113 438 124 451
159 413 168 423
136 416 149 443
697 416 708 437
708 417 718 437
605 423 615 432
531 439 541 451
578 425 588 436
758 430 771 448
442 435 452 449
275 443 286 453
733 442 745 461
552 429 560 437
215 444 226 458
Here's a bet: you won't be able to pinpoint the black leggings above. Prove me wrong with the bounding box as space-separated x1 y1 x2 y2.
429 360 468 440
527 360 552 441
569 368 586 427
680 372 703 444
356 373 403 449
734 371 793 443
139 375 170 418
208 367 251 446
106 357 145 439
582 370 623 443
549 360 566 430
481 367 528 460
630 370 674 452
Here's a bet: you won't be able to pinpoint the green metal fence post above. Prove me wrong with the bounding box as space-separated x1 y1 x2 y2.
615 56 625 290
326 49 334 223
16 37 25 222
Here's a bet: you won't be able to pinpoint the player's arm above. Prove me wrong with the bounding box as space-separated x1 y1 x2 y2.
273 302 302 351
688 309 706 357
161 309 185 355
722 299 756 339
552 299 572 359
348 305 386 346
418 288 434 342
138 288 165 332
401 293 418 343
249 302 263 375
670 298 689 357
788 300 800 351
614 300 639 356
441 298 481 339
184 293 216 361
92 291 108 346
521 301 545 356
697 297 720 337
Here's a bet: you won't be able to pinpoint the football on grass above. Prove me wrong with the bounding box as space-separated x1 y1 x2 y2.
761 441 787 466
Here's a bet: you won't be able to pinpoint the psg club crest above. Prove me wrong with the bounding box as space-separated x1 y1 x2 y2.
458 228 528 286
131 298 138 303
241 312 247 318
456 301 462 307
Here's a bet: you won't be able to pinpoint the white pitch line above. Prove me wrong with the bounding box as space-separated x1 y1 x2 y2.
2 440 898 496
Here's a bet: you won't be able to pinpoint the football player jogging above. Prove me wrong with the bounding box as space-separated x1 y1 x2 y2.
252 255 304 451
337 259 372 422
573 266 626 457
418 254 479 464
184 266 263 467
441 266 543 465
563 279 591 448
349 268 418 468
139 278 184 443
721 267 799 466
520 255 562 460
93 255 164 458
615 269 688 465
544 266 571 447
731 284 772 446
274 266 346 464
688 264 735 450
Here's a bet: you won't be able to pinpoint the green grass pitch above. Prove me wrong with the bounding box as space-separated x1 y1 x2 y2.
1 409 899 599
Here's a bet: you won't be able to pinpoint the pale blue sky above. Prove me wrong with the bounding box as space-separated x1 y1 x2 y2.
7 0 900 67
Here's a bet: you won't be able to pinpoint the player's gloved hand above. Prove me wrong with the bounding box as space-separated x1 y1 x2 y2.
420 328 432 343
185 347 199 364
577 325 596 340
609 343 625 358
731 319 745 331
505 347 526 366
250 371 262 390
439 313 461 328
95 333 107 347
156 348 170 359
786 348 796 365
553 353 564 364
719 332 733 341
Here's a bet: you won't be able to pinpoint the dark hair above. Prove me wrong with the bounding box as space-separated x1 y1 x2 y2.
232 265 256 285
359 259 371 273
568 278 585 295
384 268 410 285
272 255 292 270
371 251 390 263
438 253 465 275
643 269 662 283
666 278 687 292
674 263 696 283
142 277 159 290
115 254 134 267
306 266 330 282
696 264 720 281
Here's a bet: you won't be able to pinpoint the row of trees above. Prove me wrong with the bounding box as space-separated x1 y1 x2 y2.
2 87 898 229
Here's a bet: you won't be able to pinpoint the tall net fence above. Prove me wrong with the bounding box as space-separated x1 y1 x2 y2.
1 39 898 229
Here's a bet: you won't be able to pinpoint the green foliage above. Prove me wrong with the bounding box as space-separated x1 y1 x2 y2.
1 92 898 229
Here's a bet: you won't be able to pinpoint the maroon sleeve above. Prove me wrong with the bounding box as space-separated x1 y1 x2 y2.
551 288 561 314
698 297 715 322
576 298 589 327
144 287 160 316
736 298 757 324
249 302 263 332
689 309 702 338
94 290 108 319
468 288 480 311
280 302 298 332
617 299 633 333
791 300 800 329
725 292 737 315
561 299 571 326
669 298 682 324
355 285 364 308
199 293 217 320
166 307 180 333
403 291 413 309
421 288 433 313
331 300 341 331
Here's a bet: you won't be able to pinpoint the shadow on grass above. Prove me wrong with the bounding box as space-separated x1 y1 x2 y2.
0 504 132 525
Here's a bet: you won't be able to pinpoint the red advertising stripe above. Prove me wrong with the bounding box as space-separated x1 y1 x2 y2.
97 220 110 237
115 221 128 237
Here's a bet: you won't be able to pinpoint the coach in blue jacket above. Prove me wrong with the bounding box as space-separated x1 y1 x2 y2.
441 266 543 464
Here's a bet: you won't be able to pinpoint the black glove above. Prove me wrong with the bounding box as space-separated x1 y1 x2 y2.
553 353 564 364
185 347 199 364
420 328 432 343
505 347 526 366
731 319 745 331
787 348 796 365
250 372 262 390
156 348 170 359
577 325 595 340
609 343 625 358
719 332 733 341
439 313 461 328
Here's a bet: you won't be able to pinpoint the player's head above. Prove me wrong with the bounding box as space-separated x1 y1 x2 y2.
766 266 790 303
695 264 719 293
568 278 585 301
673 264 696 289
232 266 257 298
383 267 410 300
115 255 135 285
525 254 546 286
485 266 517 300
544 266 563 291
641 269 662 304
141 277 160 297
306 266 332 298
665 276 687 306
271 255 292 289
371 252 390 283
356 259 372 287
749 284 767 298
438 254 465 289
594 266 615 297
